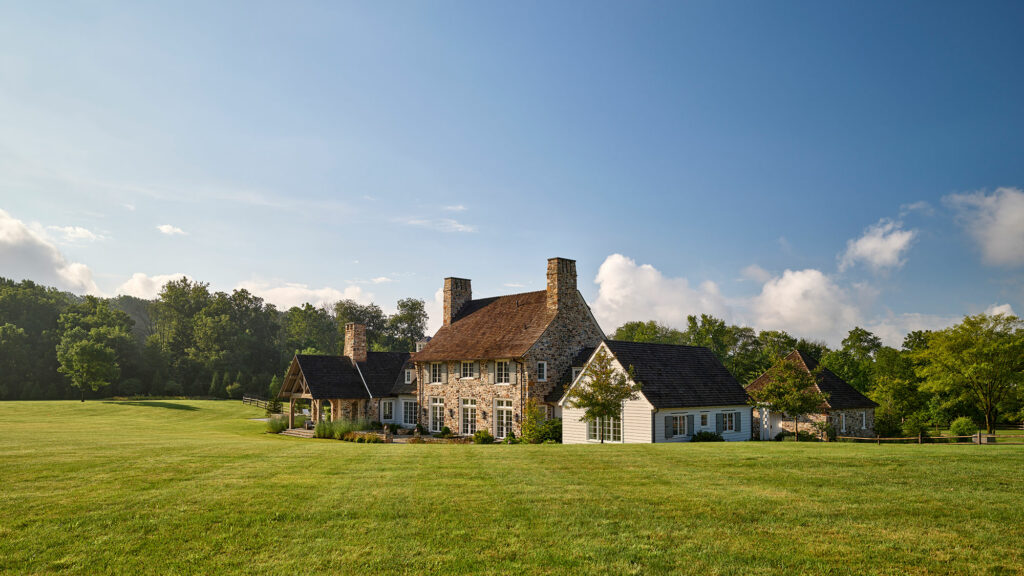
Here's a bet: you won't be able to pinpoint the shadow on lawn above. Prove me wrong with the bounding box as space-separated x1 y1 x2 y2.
102 401 199 411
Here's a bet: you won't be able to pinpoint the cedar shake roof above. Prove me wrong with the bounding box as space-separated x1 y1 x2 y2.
412 290 558 362
573 340 749 409
293 352 411 400
746 350 878 410
543 346 596 403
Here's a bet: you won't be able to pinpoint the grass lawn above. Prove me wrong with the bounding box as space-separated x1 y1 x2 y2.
1 401 1022 575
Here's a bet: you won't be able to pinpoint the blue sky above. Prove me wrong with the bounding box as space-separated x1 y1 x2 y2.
1 1 1022 345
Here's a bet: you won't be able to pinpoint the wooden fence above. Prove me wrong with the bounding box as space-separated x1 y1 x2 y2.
242 395 281 413
837 431 1024 445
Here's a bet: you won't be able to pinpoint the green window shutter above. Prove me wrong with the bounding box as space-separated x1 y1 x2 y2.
716 413 724 434
664 415 673 439
686 415 694 437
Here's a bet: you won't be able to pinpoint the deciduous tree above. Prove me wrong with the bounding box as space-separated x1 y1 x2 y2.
564 348 641 443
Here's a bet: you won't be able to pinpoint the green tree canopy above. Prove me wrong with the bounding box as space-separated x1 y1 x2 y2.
564 348 641 443
747 356 829 440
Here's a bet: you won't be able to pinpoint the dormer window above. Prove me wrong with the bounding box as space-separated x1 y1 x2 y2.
405 369 413 384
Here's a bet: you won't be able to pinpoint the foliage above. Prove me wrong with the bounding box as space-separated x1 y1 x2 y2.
901 413 931 438
267 415 289 433
564 348 641 443
225 382 243 399
690 431 724 442
268 375 282 398
747 357 828 440
519 399 548 444
314 419 332 439
538 418 562 443
949 416 979 437
502 431 519 444
435 426 453 439
473 429 495 444
913 313 1024 433
872 407 903 438
415 423 427 435
812 419 836 441
265 396 282 416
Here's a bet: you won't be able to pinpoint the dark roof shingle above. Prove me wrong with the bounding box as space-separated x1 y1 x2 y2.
580 340 749 409
295 355 367 399
745 350 878 410
358 352 412 397
412 290 557 362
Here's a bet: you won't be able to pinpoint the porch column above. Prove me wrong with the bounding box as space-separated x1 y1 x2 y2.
288 397 294 429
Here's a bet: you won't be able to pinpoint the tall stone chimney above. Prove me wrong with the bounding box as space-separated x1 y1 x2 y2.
546 257 577 310
344 322 367 363
443 277 472 326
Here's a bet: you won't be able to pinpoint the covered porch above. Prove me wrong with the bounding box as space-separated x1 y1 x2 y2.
278 354 375 430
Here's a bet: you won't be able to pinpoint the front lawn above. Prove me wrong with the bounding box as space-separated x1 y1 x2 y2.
0 400 1021 575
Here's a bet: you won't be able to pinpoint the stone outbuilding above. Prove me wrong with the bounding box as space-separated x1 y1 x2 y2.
746 350 878 440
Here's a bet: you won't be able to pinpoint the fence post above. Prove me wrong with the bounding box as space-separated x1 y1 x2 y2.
918 432 922 444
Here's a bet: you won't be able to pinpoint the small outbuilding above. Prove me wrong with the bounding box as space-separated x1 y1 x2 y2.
558 340 752 443
746 350 878 440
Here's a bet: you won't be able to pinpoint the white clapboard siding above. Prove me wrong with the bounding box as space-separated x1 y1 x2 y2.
652 405 752 442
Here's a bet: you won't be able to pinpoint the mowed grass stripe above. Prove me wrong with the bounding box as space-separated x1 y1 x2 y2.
0 400 1021 575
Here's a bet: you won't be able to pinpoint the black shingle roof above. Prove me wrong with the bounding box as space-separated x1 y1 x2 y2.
543 346 596 403
295 355 368 399
359 351 411 397
746 350 878 410
601 340 749 409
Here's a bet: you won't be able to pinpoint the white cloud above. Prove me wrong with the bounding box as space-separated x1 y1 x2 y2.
985 303 1016 317
504 282 526 288
424 287 445 334
899 200 934 217
235 280 372 310
839 218 916 272
156 224 186 236
865 312 961 347
115 273 191 299
0 209 100 294
740 264 772 283
47 225 102 243
443 204 467 212
592 254 731 331
750 268 862 344
371 276 393 284
945 187 1024 267
397 217 476 233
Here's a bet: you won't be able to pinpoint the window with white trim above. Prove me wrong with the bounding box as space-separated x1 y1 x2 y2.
403 400 418 426
461 361 475 379
430 397 444 433
536 361 547 382
723 411 737 432
670 415 687 437
381 400 393 421
700 413 708 428
841 413 846 433
495 399 513 438
461 398 477 435
586 417 621 442
495 360 510 384
430 363 443 384
404 369 413 384
861 411 866 429
571 367 582 381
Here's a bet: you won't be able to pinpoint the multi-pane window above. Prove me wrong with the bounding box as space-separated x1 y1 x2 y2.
861 412 866 429
430 397 444 433
671 415 687 437
536 361 547 382
430 363 443 383
700 413 708 428
723 412 737 432
495 399 513 438
587 417 622 442
381 400 393 421
461 398 477 435
403 401 418 426
461 361 475 379
496 360 510 384
404 369 413 384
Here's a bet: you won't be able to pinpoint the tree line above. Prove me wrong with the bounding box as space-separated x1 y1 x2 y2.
612 313 1024 434
0 277 427 401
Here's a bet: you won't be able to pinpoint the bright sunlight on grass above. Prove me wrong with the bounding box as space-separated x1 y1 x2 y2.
1 400 1021 575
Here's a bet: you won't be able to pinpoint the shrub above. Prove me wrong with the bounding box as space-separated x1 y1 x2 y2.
314 420 332 439
415 423 427 435
163 380 184 396
434 426 453 439
812 420 836 441
901 413 931 438
873 408 903 438
225 382 243 399
773 430 817 442
473 429 495 444
520 399 547 444
265 397 282 416
691 431 724 442
267 415 289 434
538 418 562 443
502 431 519 444
369 421 383 430
950 416 979 437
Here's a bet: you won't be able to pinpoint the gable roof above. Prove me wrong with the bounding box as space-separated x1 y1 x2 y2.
292 354 368 400
286 352 412 400
745 350 878 410
543 346 596 403
560 340 748 409
412 290 558 362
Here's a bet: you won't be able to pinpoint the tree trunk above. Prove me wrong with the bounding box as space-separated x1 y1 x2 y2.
81 388 85 403
985 407 995 435
794 417 799 441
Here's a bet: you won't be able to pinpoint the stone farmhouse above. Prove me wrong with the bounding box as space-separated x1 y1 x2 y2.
559 340 752 443
411 257 605 438
747 350 878 440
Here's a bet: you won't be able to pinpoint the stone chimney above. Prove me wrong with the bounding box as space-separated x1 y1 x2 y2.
443 277 472 326
343 322 367 363
546 257 577 310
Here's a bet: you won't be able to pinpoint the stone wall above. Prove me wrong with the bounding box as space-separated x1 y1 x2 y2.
418 361 525 436
770 408 875 439
525 289 605 406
